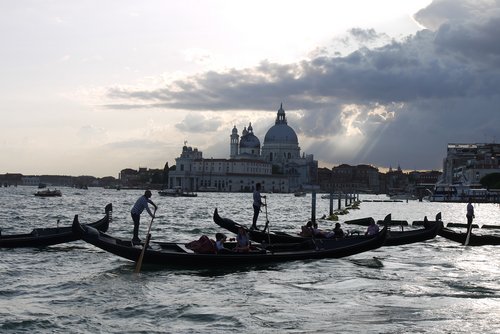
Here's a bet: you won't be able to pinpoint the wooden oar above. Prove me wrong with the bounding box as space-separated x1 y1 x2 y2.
464 218 473 246
134 209 156 273
264 197 271 245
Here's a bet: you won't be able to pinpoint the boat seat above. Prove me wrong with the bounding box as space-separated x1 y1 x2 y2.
177 244 195 253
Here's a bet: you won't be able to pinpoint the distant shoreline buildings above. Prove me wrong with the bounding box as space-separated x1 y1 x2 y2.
2 122 499 195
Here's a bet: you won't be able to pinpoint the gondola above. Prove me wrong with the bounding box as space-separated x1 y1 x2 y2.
0 203 112 248
213 209 442 247
343 217 375 226
438 227 500 246
72 215 388 267
385 215 443 246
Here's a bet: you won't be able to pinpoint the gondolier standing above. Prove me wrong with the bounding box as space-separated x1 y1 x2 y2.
131 190 157 244
466 198 475 230
251 183 266 230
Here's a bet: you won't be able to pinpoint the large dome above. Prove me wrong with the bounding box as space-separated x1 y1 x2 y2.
264 124 298 144
263 104 298 145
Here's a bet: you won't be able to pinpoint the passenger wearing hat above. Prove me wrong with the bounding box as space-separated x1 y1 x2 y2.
131 190 158 244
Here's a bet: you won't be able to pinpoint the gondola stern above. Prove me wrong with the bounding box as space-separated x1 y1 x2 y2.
72 214 84 238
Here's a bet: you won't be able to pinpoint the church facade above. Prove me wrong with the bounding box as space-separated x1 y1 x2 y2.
168 104 318 193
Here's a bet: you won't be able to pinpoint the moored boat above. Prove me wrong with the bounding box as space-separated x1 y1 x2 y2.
35 189 62 197
429 182 498 203
72 215 388 268
385 215 443 246
158 187 197 197
0 203 112 248
438 227 500 246
344 217 375 226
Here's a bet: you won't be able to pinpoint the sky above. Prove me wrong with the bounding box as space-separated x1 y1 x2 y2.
1 0 499 178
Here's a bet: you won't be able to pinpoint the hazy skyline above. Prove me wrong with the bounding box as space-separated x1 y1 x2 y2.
2 0 499 177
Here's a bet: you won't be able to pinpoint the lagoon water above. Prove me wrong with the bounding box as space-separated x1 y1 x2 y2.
1 186 499 333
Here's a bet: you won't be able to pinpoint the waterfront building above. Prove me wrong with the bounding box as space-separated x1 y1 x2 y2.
441 143 500 185
318 164 381 193
168 104 317 192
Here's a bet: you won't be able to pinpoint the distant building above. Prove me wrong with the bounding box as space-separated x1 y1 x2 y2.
441 143 500 185
168 104 317 192
318 164 380 193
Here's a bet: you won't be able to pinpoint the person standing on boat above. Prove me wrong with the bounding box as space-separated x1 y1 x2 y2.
251 183 266 230
131 190 157 244
466 198 475 230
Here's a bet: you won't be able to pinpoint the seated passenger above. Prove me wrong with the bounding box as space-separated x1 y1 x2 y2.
423 216 431 229
299 221 314 237
234 227 251 252
365 221 380 236
215 233 232 253
333 223 344 238
312 222 335 238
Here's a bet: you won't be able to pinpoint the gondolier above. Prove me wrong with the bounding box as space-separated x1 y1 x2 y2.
131 190 157 244
251 183 266 230
466 198 475 228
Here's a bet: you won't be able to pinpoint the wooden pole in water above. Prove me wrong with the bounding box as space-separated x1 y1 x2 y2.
329 191 333 216
311 191 316 223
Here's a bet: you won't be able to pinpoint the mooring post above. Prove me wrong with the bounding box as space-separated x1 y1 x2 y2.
311 191 317 223
329 191 333 216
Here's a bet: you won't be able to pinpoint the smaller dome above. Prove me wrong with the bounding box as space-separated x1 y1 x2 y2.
240 132 260 148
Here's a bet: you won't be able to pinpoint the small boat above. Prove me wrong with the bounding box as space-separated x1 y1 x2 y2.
158 187 197 197
385 215 443 246
0 203 112 248
35 189 62 197
294 191 307 197
344 217 375 226
213 209 442 247
72 215 388 268
429 182 498 203
438 227 500 246
321 193 355 200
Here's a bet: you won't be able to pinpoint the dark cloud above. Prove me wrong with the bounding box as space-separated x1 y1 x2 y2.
104 0 500 170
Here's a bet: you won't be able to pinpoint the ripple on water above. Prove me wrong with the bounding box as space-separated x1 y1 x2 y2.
1 188 500 333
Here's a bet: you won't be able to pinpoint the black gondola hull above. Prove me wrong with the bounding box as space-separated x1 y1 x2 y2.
213 208 442 247
0 203 112 248
438 227 500 246
73 215 388 267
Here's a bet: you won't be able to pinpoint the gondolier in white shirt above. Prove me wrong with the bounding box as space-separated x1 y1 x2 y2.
131 190 158 244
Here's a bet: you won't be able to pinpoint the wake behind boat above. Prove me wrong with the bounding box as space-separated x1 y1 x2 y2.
0 203 112 248
73 215 388 268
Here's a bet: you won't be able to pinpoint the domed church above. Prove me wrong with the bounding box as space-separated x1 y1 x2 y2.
228 104 317 191
261 103 301 165
169 104 317 193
